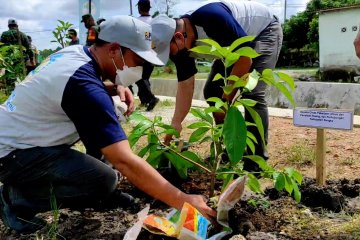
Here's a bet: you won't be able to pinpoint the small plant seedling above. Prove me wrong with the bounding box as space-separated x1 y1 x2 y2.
51 20 74 48
129 36 304 203
0 44 27 94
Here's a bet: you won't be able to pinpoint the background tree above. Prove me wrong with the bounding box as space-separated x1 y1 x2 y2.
280 0 360 67
39 47 61 60
51 20 73 48
153 0 178 17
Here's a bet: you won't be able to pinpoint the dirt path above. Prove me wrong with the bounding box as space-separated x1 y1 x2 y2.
268 116 360 180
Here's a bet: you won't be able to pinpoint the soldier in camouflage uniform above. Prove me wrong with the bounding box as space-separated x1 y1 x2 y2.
1 19 34 65
81 14 100 46
1 19 34 90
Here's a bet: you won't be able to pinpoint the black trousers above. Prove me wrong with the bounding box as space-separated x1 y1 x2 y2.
133 62 156 104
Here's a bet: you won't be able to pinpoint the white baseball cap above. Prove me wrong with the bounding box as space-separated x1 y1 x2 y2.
98 15 163 66
8 19 18 25
151 14 176 64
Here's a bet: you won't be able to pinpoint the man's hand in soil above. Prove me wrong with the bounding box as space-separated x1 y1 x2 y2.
102 140 217 222
116 85 135 116
164 120 182 145
185 194 217 222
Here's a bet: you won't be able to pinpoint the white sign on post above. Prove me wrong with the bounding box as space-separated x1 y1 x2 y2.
293 108 353 130
293 108 354 185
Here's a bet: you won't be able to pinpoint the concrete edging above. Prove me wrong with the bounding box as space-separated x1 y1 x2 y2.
148 79 360 127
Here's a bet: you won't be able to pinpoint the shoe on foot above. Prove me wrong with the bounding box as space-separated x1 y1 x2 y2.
0 186 46 233
146 97 159 111
97 189 138 211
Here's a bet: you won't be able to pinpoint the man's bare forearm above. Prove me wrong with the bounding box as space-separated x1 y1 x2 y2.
172 76 195 127
103 141 189 210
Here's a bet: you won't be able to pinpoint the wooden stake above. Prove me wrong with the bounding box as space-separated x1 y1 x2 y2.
316 128 326 185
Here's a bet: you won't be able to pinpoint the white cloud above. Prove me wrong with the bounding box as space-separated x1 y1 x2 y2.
0 0 310 50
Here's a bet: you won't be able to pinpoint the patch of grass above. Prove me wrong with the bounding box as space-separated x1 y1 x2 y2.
340 157 356 166
286 140 315 166
151 64 211 80
331 213 360 237
48 186 60 240
0 90 8 104
158 99 174 107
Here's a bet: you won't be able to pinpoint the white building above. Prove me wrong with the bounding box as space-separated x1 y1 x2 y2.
319 5 360 80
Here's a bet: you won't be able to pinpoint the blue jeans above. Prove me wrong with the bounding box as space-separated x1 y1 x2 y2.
0 145 117 217
203 17 283 161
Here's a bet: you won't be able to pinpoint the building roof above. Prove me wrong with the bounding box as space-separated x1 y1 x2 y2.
320 4 360 14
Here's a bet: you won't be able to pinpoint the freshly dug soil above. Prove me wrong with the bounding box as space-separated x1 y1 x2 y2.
1 115 360 239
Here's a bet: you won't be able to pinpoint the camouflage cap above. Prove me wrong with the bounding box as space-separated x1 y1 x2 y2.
81 14 93 23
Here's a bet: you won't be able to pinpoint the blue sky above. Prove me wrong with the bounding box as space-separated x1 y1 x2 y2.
0 0 310 51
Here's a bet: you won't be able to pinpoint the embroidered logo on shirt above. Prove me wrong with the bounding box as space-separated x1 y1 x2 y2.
145 32 151 41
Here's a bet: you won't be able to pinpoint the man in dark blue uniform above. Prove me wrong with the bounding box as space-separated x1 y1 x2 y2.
152 0 283 171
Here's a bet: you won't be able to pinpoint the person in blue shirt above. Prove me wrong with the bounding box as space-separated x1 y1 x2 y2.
0 16 215 233
152 0 283 171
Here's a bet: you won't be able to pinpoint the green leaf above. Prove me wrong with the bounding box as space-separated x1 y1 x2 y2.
213 73 224 82
227 75 241 82
129 111 151 123
189 127 210 143
207 97 225 108
286 168 303 185
128 122 152 146
197 39 229 57
190 108 213 124
235 47 261 58
246 138 255 155
187 121 211 129
189 45 212 54
274 82 296 107
223 106 247 165
291 178 302 203
284 174 294 195
205 106 224 114
225 52 240 68
138 145 150 158
162 128 179 137
223 85 234 95
244 155 272 171
239 98 257 107
247 174 262 193
147 133 158 144
244 70 259 91
164 152 189 179
276 72 295 91
228 36 256 52
147 150 165 168
200 136 212 144
244 105 265 147
154 116 162 124
247 131 258 144
180 151 204 170
274 173 286 191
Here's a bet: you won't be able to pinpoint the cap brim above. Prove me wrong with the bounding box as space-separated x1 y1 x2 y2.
156 44 170 65
135 49 164 66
